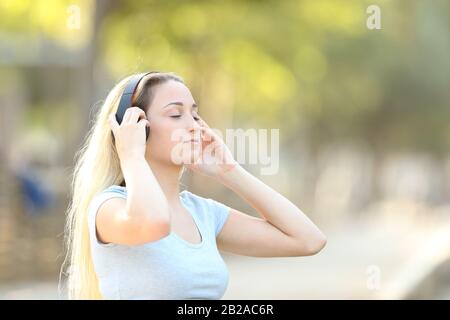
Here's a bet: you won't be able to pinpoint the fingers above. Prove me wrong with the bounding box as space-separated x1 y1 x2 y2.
198 126 220 144
109 107 148 133
123 107 131 123
138 117 150 128
197 116 210 129
108 114 119 134
121 106 145 123
127 107 147 124
196 116 214 141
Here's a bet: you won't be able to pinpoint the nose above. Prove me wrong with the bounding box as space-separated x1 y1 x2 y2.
185 115 203 139
180 114 201 141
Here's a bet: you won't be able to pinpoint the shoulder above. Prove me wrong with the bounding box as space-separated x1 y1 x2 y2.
181 189 229 208
87 185 127 221
87 185 127 248
180 189 217 209
180 190 230 232
100 185 127 197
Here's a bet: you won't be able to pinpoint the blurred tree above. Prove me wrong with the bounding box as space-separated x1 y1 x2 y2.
2 0 448 153
95 0 450 154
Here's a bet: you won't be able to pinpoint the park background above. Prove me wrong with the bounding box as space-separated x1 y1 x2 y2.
0 0 449 299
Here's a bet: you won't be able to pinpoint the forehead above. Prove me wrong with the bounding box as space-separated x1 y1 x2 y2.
150 80 195 109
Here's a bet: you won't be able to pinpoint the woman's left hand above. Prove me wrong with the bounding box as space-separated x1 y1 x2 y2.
185 117 239 180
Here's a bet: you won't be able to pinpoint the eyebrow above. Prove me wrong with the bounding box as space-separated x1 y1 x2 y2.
163 101 198 109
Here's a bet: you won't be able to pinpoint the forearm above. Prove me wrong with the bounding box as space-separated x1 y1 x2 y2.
120 154 171 226
218 165 326 242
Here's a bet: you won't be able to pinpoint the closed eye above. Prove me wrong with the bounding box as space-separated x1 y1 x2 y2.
170 114 201 121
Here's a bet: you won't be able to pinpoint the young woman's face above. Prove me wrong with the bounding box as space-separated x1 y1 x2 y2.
145 80 203 165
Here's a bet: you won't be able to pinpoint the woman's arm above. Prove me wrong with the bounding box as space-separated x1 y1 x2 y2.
97 109 172 246
214 164 327 257
120 153 171 227
187 116 326 257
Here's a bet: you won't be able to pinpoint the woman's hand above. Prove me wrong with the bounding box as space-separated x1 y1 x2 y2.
108 107 150 162
185 117 239 180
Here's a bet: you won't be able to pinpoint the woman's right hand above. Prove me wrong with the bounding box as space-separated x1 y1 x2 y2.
108 107 150 161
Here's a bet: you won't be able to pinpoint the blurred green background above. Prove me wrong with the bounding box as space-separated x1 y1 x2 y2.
0 0 449 299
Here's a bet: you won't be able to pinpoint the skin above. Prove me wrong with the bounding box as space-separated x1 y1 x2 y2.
103 80 327 257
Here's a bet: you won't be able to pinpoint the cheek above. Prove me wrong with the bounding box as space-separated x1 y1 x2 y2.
149 119 185 149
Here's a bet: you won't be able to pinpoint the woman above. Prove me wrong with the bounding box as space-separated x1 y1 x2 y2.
61 71 327 300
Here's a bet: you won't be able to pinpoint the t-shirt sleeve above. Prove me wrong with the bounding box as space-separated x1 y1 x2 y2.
207 198 231 237
87 189 127 248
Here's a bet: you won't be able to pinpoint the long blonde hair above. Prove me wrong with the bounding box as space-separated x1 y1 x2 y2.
60 72 184 299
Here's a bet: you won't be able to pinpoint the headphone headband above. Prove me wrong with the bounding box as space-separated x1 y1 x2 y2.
115 71 157 140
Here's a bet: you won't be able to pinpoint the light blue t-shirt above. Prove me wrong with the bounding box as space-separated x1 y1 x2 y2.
87 185 231 300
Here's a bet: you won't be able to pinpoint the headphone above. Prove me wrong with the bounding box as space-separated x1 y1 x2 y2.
115 71 158 141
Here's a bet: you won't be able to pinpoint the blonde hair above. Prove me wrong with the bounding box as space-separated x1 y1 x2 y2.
60 72 184 299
